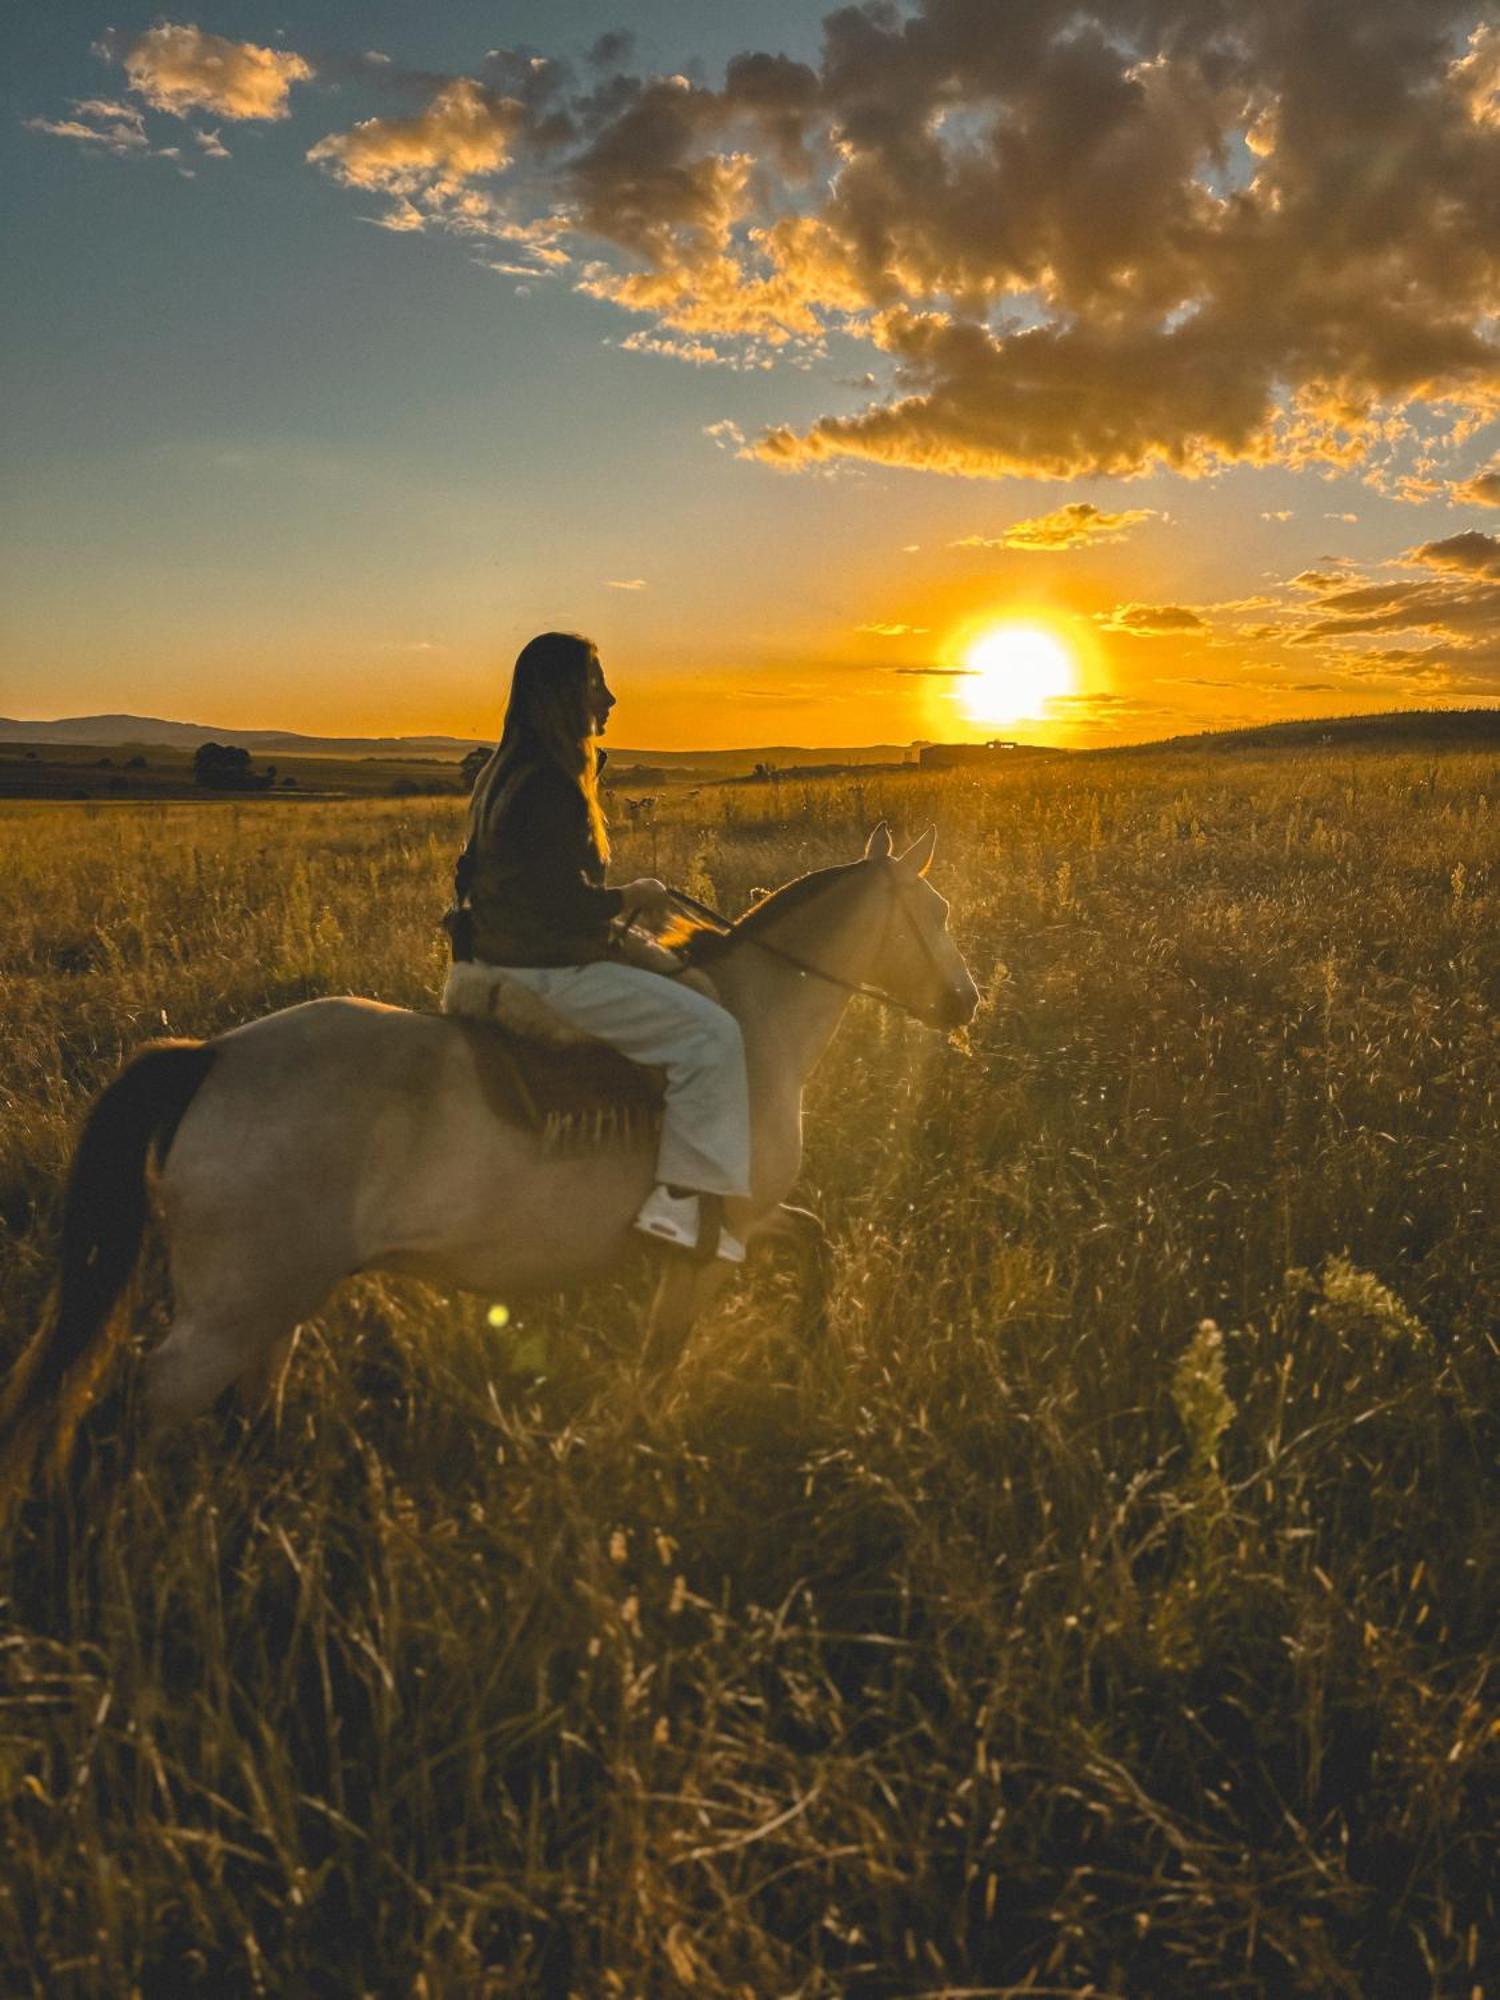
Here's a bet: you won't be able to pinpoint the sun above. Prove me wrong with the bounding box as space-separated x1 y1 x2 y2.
960 623 1077 726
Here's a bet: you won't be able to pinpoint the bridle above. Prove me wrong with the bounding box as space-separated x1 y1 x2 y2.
667 867 960 1028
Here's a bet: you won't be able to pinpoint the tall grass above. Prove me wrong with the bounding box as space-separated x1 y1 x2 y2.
0 751 1496 1995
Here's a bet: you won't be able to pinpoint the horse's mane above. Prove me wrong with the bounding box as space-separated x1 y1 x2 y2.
671 860 864 966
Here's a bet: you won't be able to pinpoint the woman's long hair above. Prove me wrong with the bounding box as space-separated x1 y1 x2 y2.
471 631 610 860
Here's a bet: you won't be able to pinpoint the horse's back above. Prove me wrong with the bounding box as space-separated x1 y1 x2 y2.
165 994 651 1291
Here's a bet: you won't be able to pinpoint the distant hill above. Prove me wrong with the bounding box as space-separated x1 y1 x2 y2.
1092 708 1500 758
0 714 489 758
4 706 1495 777
0 713 919 775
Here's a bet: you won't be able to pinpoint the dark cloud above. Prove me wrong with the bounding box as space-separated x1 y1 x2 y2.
588 32 635 72
1101 602 1208 633
96 4 1498 487
1409 529 1500 575
1298 578 1500 639
1454 462 1500 506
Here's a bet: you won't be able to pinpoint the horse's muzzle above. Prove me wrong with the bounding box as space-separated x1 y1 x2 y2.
931 980 979 1030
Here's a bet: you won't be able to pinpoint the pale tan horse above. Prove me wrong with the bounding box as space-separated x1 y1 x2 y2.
0 824 977 1497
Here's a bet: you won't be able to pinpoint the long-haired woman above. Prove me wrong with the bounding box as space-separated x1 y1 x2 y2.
450 631 750 1260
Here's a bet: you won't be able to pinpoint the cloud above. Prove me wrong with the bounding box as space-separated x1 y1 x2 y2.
857 622 929 636
1409 530 1500 575
1454 462 1500 506
952 501 1158 550
1100 603 1207 635
1261 510 1295 522
112 23 312 121
1049 692 1156 711
605 578 647 590
704 418 746 449
727 5 1500 479
1293 570 1500 647
308 78 523 192
26 98 150 154
111 4 1499 493
617 327 752 366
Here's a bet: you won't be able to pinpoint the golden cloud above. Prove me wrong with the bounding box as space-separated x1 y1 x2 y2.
1410 531 1500 576
1100 603 1207 635
120 24 311 121
952 502 1158 550
574 2 1500 481
1454 463 1500 506
269 4 1500 487
308 79 523 192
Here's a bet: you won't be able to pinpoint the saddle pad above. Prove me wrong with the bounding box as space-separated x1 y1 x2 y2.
441 962 597 1047
441 957 723 1049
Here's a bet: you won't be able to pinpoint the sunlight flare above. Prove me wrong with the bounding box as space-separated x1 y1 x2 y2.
960 623 1077 725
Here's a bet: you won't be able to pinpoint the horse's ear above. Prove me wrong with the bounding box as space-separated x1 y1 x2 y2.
864 821 893 861
896 825 937 877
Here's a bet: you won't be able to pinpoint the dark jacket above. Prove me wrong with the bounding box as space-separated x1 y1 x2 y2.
458 751 623 967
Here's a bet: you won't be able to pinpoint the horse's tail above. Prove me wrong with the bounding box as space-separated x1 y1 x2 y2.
0 1039 216 1522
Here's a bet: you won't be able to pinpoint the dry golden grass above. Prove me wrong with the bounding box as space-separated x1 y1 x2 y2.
1 750 1497 1996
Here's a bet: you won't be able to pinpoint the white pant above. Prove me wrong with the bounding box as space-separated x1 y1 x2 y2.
492 961 752 1198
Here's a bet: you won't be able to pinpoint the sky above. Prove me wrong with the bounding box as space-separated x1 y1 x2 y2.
3 0 1500 750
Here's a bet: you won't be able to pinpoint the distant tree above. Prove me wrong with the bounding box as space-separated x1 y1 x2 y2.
95 756 113 768
125 754 147 769
280 774 299 789
193 742 255 789
460 747 489 790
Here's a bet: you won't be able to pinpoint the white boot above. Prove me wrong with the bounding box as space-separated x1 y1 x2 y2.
634 1185 746 1263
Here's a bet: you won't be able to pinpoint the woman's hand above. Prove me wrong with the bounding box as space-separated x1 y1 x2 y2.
615 876 672 926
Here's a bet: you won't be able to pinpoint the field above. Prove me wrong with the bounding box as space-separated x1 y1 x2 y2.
1 750 1497 1996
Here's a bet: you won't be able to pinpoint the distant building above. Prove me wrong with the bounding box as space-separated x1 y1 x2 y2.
919 739 1023 769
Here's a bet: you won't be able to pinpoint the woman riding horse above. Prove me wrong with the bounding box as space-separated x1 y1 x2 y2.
451 632 751 1263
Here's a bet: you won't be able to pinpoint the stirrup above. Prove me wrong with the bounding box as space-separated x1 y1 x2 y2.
634 1186 745 1264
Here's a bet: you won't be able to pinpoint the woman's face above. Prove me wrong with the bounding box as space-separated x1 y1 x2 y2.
585 654 616 736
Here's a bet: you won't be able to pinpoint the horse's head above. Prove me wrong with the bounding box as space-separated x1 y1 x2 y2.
861 821 980 1031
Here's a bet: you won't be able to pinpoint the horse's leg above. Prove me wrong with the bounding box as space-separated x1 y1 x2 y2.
753 1203 833 1335
641 1256 732 1374
145 1309 275 1429
146 1217 338 1430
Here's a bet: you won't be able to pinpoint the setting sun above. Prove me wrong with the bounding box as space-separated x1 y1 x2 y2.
960 623 1077 726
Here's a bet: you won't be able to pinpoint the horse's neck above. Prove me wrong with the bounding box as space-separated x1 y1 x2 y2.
713 871 885 1091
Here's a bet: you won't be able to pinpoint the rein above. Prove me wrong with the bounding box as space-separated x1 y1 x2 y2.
667 874 948 1026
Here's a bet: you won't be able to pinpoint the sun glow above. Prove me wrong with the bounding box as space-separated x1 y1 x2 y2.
960 623 1077 725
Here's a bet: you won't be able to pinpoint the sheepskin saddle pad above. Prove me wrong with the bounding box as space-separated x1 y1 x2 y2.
440 960 717 1148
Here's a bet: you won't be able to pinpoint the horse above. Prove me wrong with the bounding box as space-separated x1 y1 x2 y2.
0 822 978 1501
